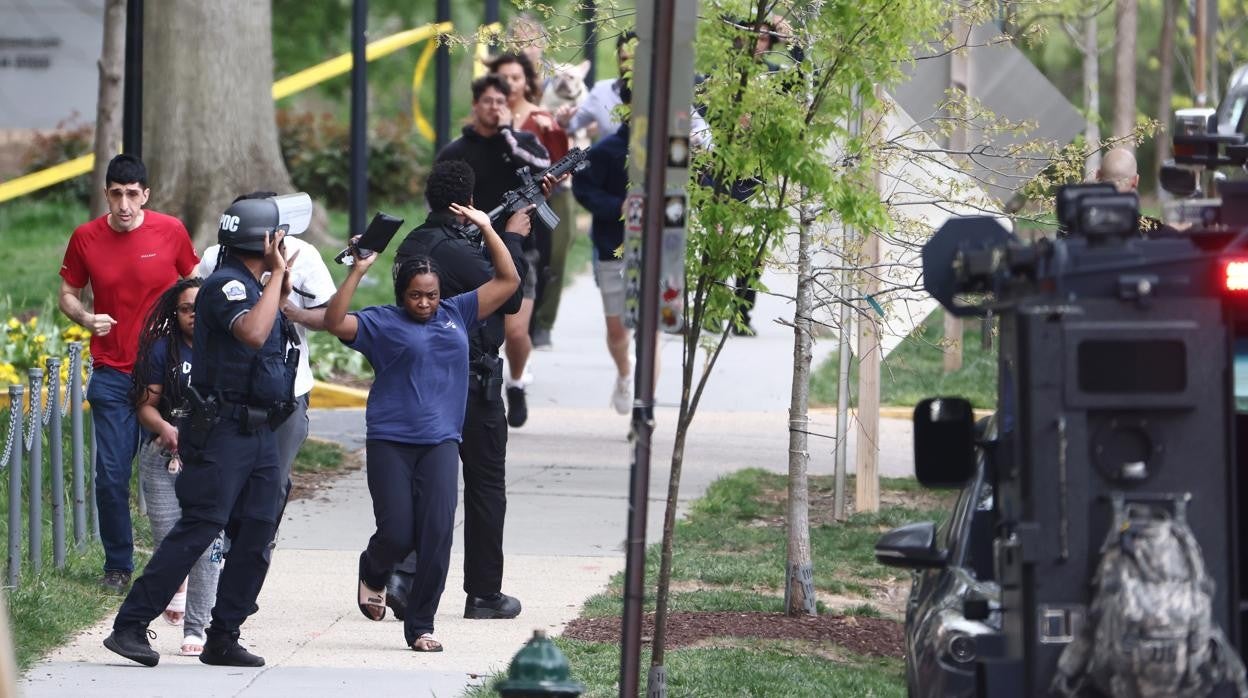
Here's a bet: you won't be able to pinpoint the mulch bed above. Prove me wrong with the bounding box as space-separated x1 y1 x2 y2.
288 449 364 502
563 612 904 658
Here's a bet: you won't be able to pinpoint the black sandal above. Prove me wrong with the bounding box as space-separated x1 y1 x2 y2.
358 579 386 621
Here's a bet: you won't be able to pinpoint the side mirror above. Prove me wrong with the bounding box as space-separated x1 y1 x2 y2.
914 397 977 488
1159 166 1198 197
875 521 947 569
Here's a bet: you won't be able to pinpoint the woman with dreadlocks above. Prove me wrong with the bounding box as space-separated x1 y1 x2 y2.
323 186 523 653
129 277 223 657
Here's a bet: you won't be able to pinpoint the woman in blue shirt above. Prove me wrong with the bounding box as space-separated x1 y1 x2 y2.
324 199 522 653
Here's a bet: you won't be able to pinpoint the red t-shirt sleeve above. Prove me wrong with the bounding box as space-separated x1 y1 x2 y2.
59 228 89 289
173 221 199 277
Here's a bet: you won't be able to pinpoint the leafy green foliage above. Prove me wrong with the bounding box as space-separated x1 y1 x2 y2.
277 110 431 209
19 121 94 207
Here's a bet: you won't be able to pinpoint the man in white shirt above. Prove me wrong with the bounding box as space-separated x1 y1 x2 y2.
197 193 337 515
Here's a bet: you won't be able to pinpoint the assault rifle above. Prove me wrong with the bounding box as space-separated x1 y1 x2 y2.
454 147 589 243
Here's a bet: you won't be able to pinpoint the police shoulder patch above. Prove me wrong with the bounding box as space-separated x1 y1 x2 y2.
221 280 247 302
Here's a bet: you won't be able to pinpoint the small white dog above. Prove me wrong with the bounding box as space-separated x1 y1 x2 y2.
541 60 591 148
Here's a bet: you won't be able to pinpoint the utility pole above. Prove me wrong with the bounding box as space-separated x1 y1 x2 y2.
349 0 368 237
122 0 143 159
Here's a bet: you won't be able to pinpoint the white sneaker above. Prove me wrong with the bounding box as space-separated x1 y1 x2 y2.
611 375 632 415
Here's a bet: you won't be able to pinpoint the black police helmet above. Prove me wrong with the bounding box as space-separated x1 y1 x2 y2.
217 198 285 253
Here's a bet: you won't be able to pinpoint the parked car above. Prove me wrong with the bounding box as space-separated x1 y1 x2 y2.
875 417 1014 698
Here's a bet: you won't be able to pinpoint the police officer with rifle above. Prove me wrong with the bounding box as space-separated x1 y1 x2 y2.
104 196 301 668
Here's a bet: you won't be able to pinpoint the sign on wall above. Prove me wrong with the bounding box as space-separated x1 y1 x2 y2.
0 0 105 130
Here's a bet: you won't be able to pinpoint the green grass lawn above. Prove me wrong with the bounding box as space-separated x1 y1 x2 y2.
0 196 88 313
810 309 998 410
470 469 955 697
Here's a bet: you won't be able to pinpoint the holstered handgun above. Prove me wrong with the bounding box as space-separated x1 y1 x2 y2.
182 385 220 450
470 353 504 404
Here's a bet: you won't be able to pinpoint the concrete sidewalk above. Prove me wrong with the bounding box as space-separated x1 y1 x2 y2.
19 261 917 697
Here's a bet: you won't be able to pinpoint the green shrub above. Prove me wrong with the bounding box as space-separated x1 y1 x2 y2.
277 110 429 208
20 119 94 208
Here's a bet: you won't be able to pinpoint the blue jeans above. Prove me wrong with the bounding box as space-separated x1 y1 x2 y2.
88 365 141 573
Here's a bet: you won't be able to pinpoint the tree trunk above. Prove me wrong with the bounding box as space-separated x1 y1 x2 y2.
1112 0 1138 146
1155 0 1177 176
90 0 126 218
143 1 327 248
785 202 817 617
1083 12 1101 178
650 406 690 672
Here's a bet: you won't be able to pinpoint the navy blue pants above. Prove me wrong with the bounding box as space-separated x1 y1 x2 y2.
88 366 142 573
114 419 282 636
359 439 458 645
395 392 508 597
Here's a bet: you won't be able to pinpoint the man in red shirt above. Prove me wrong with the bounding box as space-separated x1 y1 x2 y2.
58 154 199 592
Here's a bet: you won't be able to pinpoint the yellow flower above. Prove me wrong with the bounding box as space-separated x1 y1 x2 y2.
6 318 19 330
27 317 38 329
34 334 46 345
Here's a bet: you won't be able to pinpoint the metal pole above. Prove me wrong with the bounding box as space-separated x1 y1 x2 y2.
349 0 368 237
90 416 99 541
584 0 598 86
484 0 499 31
47 358 64 569
8 385 24 588
834 96 862 522
70 345 86 547
435 0 452 154
621 0 676 694
122 0 143 158
27 370 42 575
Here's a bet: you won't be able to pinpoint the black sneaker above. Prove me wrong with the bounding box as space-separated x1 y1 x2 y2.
100 569 132 593
465 592 522 619
506 387 528 428
103 625 159 667
200 629 265 667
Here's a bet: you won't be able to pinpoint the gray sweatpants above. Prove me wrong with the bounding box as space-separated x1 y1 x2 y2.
139 441 224 639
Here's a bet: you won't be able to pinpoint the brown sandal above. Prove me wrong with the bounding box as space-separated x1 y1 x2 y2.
411 633 443 652
358 579 386 621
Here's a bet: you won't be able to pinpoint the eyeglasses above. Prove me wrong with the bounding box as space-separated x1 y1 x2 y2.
176 303 196 315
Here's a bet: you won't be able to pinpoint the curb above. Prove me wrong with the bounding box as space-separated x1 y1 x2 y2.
309 380 369 408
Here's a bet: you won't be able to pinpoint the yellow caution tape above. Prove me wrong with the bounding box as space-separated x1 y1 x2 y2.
411 38 440 142
0 21 458 204
0 154 94 204
272 21 452 100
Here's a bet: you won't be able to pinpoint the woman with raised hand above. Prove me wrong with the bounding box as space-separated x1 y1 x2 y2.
129 278 224 657
323 194 523 653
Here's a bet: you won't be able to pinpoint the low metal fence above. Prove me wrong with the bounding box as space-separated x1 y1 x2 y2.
1 342 95 587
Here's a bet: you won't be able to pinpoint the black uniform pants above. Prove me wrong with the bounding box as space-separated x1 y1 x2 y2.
114 420 281 635
395 386 508 598
359 439 459 642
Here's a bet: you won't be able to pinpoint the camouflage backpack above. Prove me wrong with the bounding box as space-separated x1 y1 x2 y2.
1053 500 1248 698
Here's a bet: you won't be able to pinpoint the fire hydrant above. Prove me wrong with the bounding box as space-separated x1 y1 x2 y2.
496 629 585 697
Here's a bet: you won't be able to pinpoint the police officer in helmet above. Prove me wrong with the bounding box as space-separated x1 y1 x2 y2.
104 195 301 668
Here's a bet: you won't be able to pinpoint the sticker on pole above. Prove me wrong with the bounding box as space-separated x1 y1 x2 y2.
623 194 646 329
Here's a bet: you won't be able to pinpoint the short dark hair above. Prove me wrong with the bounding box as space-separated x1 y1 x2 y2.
105 154 147 188
616 31 638 50
485 52 541 103
424 160 475 212
472 74 510 102
393 256 440 305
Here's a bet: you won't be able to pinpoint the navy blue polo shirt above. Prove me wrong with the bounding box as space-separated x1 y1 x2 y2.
192 255 287 406
346 291 481 445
